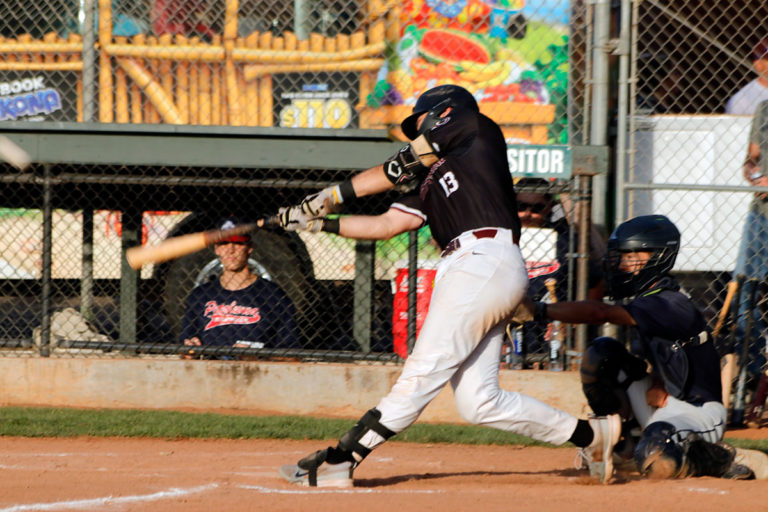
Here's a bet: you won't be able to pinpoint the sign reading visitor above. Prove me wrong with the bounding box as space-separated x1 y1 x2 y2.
507 144 571 179
273 73 359 129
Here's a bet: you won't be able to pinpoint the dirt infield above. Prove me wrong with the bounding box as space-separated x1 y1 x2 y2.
1 435 767 512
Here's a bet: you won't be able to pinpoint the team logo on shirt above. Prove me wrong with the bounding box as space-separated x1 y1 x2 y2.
203 300 261 330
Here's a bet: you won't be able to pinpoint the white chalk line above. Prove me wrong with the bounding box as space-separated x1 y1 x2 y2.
686 487 730 495
0 483 219 512
240 484 444 495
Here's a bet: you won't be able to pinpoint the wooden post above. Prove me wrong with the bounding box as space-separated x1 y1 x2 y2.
310 33 323 52
211 35 222 125
224 0 241 125
72 33 84 122
337 33 350 52
146 36 159 123
386 7 401 42
189 36 200 125
130 34 144 123
284 31 297 51
97 0 113 122
114 37 129 123
43 32 57 64
199 52 212 125
18 34 32 63
245 33 258 126
175 34 190 124
236 36 247 125
158 33 174 121
258 75 272 127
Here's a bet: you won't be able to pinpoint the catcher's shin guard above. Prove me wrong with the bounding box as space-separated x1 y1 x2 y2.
339 408 396 462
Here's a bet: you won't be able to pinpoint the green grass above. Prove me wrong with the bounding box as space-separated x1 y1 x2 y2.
0 406 765 454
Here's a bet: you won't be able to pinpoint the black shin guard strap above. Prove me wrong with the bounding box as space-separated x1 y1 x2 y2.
339 408 396 460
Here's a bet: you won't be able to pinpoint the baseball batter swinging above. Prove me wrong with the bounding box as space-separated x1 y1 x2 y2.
276 84 620 487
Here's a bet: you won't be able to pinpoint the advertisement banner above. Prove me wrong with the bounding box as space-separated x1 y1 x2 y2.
273 72 360 129
0 72 78 122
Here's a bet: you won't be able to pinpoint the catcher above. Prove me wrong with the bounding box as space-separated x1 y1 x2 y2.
514 214 768 480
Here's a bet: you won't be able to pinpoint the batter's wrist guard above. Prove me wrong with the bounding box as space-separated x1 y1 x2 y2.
383 144 428 185
337 180 356 203
321 217 340 234
533 302 548 323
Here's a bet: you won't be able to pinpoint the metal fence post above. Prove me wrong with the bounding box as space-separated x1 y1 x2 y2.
80 209 94 322
40 164 54 357
119 209 141 343
81 0 96 122
353 240 374 352
406 230 418 355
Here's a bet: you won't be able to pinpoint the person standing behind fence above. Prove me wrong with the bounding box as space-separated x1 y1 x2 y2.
726 37 768 115
730 100 768 382
514 177 604 365
275 84 621 488
179 216 300 359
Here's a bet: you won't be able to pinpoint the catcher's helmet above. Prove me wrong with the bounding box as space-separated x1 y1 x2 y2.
400 84 479 139
603 214 680 300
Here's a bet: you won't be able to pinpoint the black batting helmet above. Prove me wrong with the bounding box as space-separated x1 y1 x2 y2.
400 84 479 139
603 214 681 299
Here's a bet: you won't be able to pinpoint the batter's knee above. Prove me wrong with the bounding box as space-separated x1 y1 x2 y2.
454 387 501 424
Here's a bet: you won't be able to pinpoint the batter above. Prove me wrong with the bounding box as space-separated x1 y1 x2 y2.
275 84 619 487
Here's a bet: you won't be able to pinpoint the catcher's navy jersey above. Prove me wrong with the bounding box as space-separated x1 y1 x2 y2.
624 278 722 405
391 109 520 249
179 278 300 348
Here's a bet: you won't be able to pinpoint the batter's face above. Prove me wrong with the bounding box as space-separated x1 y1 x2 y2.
517 192 553 227
214 241 252 272
618 250 652 274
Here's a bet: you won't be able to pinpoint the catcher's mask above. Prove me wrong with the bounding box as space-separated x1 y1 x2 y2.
400 84 479 140
603 215 680 300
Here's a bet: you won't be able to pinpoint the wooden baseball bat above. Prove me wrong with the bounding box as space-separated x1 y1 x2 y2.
125 216 278 269
716 280 739 408
714 280 738 338
0 135 31 170
731 278 759 426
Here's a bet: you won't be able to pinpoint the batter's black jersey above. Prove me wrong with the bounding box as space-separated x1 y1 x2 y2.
391 109 521 249
623 277 722 405
179 278 300 349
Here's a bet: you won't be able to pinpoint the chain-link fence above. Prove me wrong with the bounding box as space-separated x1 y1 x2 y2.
626 1 768 421
0 0 580 367
0 156 591 368
0 0 569 135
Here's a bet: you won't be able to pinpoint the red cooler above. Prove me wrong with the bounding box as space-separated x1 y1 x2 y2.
392 261 439 358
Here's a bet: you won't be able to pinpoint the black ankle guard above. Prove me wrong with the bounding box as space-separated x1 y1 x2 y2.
338 408 396 461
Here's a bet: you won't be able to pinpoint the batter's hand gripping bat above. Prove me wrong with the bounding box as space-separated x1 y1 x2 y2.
125 216 279 269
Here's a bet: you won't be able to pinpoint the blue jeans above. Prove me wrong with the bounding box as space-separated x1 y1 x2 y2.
733 206 768 377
